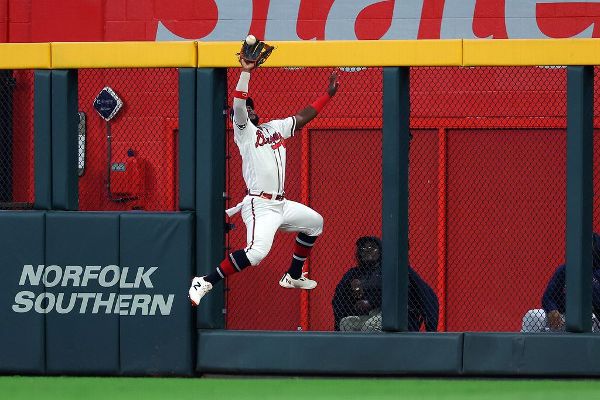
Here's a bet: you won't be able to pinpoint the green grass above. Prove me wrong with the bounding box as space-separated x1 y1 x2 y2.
2 376 600 400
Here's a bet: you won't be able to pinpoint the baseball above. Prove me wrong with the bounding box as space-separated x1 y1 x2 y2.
245 35 257 45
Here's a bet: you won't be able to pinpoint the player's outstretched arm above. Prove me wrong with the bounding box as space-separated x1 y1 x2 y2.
294 72 339 130
232 59 256 128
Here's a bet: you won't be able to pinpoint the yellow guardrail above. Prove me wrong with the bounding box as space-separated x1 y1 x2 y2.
463 39 600 66
0 43 51 69
1 39 600 69
51 41 197 69
196 40 463 67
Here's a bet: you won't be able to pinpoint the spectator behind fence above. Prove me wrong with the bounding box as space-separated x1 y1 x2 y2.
332 236 439 332
521 232 600 332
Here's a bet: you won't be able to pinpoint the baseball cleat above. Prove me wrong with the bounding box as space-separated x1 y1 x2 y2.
279 272 317 290
189 276 213 306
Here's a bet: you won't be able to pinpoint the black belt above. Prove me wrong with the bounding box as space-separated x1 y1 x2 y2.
247 190 285 201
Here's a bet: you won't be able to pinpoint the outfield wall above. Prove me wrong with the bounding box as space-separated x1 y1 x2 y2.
0 40 599 376
0 211 195 375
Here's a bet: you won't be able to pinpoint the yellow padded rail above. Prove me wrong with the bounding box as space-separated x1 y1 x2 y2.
51 41 197 69
197 40 463 67
3 39 600 69
0 43 51 69
463 39 600 66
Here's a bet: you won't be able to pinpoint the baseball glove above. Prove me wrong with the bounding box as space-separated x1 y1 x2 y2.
238 38 275 66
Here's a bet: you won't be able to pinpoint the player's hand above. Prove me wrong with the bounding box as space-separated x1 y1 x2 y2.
351 279 363 299
354 299 372 314
240 57 256 72
327 71 339 97
547 310 564 330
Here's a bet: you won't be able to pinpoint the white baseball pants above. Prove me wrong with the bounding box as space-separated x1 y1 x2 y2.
239 196 323 266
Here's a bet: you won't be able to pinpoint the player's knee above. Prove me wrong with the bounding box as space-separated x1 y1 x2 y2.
306 212 324 237
245 247 270 266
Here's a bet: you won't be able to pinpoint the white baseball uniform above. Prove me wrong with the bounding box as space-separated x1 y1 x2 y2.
226 71 323 266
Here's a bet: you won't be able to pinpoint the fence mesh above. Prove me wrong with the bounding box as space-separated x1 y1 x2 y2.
0 70 34 209
225 67 383 331
1 64 591 332
77 68 179 211
224 66 573 333
592 66 600 333
412 66 567 333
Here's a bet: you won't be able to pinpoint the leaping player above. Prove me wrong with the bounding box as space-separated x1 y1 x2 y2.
189 52 339 306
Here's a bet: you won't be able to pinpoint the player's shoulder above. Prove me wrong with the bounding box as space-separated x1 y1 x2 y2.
265 115 294 124
263 116 296 133
257 121 275 131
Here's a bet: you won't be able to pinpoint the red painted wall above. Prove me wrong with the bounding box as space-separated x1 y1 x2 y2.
77 68 179 211
5 0 600 42
11 70 34 204
445 129 567 331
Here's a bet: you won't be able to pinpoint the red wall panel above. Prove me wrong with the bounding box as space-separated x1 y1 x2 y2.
30 0 104 42
77 68 179 211
407 129 440 327
308 129 383 331
11 70 34 203
445 129 567 332
8 0 28 23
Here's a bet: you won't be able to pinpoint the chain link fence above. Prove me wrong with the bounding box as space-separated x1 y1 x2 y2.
412 66 567 333
514 66 600 334
77 68 179 211
0 70 34 209
225 67 383 331
591 66 600 334
224 66 574 333
0 64 588 332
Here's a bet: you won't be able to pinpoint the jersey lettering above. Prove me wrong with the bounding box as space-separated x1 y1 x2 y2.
255 129 286 149
271 140 285 150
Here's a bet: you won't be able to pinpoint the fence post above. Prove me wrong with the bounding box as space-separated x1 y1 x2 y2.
51 70 79 211
179 68 197 211
34 70 52 210
566 66 594 333
382 67 410 332
196 68 226 329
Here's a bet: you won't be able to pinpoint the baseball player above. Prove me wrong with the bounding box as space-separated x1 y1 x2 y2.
189 55 339 306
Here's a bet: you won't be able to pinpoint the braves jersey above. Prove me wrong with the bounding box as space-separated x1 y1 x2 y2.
234 116 296 195
232 72 296 195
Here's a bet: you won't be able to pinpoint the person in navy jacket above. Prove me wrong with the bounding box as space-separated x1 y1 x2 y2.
332 236 439 332
521 232 600 332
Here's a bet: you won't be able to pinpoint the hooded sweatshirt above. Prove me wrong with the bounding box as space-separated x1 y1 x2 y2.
542 232 600 316
331 237 439 331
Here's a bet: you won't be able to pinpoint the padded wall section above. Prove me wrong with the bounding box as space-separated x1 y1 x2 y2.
45 212 119 374
0 212 45 373
119 213 194 375
51 71 79 211
464 333 600 375
195 68 226 329
178 69 196 211
34 71 52 210
198 331 463 375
